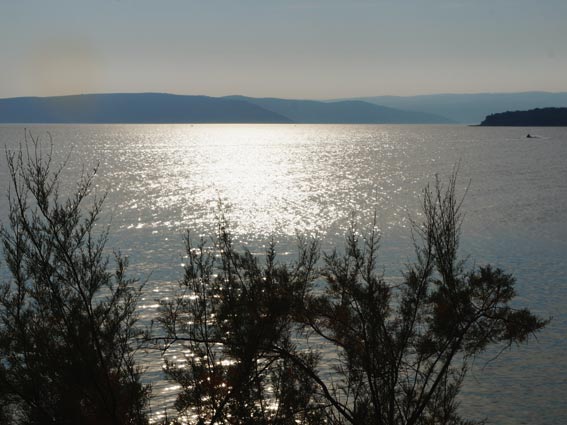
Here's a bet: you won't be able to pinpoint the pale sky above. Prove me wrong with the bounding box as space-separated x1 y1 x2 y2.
1 0 566 99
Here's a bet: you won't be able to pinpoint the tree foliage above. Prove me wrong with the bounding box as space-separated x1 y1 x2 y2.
155 174 548 425
155 226 323 424
0 136 150 424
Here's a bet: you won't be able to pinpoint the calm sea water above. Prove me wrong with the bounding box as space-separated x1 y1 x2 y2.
0 124 566 424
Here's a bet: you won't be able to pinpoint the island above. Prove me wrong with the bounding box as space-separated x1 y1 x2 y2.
480 107 567 126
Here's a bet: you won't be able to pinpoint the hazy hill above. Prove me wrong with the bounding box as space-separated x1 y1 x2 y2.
480 107 567 126
343 92 567 124
226 96 452 124
0 93 292 124
0 93 453 124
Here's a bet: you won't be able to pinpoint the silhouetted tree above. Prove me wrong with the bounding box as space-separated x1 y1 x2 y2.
0 136 150 424
155 223 324 424
300 173 548 425
155 173 547 425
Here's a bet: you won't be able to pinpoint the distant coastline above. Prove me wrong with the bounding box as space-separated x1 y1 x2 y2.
0 93 450 125
480 107 567 126
3 92 567 125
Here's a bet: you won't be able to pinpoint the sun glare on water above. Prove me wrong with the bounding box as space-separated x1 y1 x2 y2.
106 124 414 246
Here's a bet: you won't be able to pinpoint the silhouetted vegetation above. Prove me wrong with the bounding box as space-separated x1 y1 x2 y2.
0 137 149 424
153 225 322 424
0 137 548 424
154 173 548 424
480 107 567 126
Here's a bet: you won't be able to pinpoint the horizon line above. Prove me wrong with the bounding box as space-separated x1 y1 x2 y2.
2 89 567 102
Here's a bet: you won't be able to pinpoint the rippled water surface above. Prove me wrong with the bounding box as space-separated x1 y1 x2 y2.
1 124 566 424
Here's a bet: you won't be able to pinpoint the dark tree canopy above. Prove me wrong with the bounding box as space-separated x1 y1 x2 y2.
0 136 150 424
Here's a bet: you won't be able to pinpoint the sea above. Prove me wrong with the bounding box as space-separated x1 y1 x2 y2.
0 124 566 424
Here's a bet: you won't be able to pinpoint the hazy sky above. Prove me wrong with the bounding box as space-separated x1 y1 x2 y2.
1 0 566 99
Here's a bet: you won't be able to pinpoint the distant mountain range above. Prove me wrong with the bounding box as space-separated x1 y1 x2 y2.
0 93 450 124
480 107 567 126
0 94 292 124
224 96 451 124
340 92 567 124
1 92 566 125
